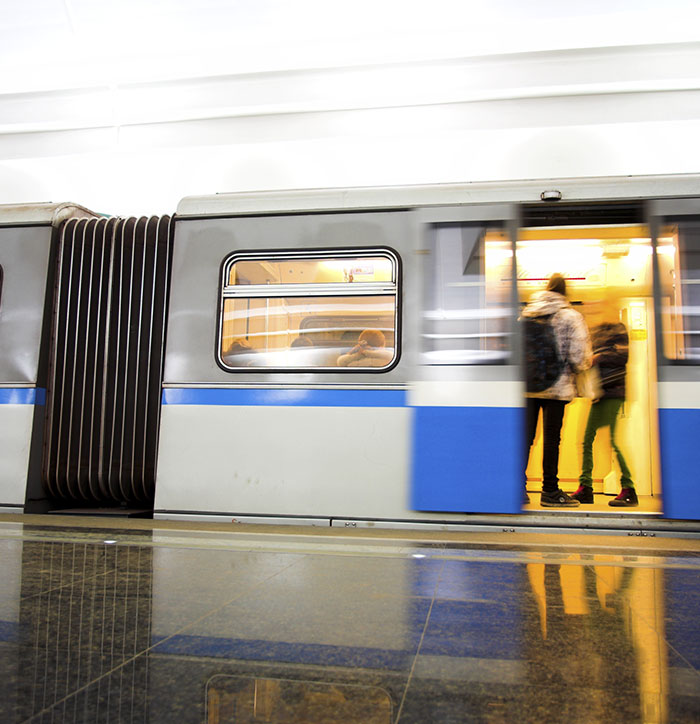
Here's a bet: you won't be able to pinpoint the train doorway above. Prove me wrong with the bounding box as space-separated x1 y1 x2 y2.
515 223 662 514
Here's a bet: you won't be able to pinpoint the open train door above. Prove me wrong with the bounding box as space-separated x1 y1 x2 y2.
651 200 700 520
410 204 523 514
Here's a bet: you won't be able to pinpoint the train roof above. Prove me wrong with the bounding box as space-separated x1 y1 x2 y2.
176 174 700 217
0 202 101 226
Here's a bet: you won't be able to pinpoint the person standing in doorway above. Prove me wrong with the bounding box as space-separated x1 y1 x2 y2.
523 274 592 507
572 317 637 506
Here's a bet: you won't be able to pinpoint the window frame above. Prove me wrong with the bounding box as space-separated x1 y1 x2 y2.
216 247 402 373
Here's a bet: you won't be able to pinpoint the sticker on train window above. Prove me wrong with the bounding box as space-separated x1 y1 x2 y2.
218 250 399 371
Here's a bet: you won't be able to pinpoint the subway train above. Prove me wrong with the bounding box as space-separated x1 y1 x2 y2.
1 174 700 527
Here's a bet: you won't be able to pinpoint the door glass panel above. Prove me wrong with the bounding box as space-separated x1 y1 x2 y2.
423 223 512 364
657 217 700 363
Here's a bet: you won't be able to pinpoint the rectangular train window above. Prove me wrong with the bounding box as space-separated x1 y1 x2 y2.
423 223 512 364
219 250 399 370
658 217 700 363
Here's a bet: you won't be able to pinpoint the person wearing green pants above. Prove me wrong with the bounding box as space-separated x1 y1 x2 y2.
572 320 638 507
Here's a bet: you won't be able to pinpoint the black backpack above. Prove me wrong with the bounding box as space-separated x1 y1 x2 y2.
523 314 564 392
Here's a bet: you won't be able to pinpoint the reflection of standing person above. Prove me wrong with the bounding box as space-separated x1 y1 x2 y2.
573 321 637 506
523 274 592 507
520 562 640 723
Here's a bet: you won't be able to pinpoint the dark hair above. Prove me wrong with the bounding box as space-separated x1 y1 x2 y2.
291 335 313 348
546 273 567 297
227 338 255 354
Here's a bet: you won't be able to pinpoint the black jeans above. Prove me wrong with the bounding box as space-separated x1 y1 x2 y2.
525 398 568 493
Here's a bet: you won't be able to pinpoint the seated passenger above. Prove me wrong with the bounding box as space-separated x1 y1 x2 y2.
337 329 393 367
225 338 255 355
290 335 314 348
222 337 257 366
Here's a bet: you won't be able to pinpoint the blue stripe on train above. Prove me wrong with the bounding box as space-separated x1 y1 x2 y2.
411 405 524 514
162 387 406 407
658 408 700 520
0 621 18 642
0 388 45 405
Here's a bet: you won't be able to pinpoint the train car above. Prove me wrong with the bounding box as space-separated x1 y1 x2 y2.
2 175 700 528
0 203 98 514
153 175 700 526
0 206 173 516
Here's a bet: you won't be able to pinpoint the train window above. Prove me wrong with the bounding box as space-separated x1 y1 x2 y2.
218 250 399 370
423 224 512 364
659 217 700 363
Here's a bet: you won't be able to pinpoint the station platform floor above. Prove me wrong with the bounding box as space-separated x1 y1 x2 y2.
522 491 663 515
0 513 699 723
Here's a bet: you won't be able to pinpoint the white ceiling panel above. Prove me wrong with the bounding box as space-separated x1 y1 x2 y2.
2 0 700 212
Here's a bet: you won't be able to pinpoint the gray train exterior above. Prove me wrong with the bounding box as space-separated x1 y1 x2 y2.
155 177 700 524
0 204 97 513
3 175 700 524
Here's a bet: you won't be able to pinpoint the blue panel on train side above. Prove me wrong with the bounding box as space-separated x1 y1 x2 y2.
0 388 45 405
411 406 524 514
658 408 700 520
162 387 406 407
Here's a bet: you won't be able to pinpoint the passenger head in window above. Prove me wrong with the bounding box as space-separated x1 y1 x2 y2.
222 338 258 367
225 338 256 355
337 329 393 368
290 335 313 348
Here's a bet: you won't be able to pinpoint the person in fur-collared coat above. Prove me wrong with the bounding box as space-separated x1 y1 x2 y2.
522 274 592 507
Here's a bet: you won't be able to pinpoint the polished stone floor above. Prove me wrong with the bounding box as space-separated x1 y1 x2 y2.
0 515 699 723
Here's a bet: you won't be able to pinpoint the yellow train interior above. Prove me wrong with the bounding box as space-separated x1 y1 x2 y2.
511 224 673 514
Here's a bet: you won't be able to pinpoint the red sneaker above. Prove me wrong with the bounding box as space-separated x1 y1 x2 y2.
609 488 638 507
571 485 594 504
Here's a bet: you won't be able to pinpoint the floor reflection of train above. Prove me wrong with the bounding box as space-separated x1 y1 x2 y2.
7 525 696 723
1 176 700 525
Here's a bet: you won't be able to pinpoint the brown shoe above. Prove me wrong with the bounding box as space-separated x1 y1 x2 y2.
541 489 580 507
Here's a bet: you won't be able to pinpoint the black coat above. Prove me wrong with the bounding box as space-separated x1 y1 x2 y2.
592 322 628 399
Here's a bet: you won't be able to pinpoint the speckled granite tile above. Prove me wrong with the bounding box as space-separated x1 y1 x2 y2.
151 554 441 673
1 519 699 723
398 648 700 724
2 538 122 600
22 651 409 724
